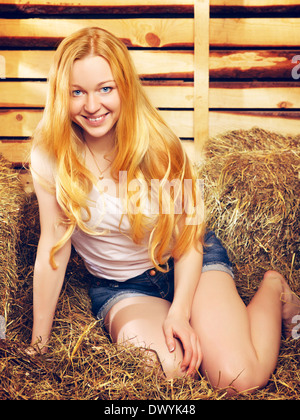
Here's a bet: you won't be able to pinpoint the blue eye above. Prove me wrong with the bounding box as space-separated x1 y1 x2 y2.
100 86 112 94
72 90 83 97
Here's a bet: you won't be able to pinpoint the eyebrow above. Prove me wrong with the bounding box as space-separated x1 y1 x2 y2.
71 80 116 89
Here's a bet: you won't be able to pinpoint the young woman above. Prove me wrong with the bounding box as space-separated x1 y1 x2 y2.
30 27 300 394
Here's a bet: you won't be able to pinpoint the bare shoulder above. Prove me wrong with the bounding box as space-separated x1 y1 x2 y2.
30 145 56 190
30 145 62 229
31 152 66 236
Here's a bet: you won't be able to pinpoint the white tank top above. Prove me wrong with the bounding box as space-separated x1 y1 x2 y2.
71 185 154 281
31 146 155 281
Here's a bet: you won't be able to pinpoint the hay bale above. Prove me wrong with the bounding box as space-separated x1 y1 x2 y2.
198 128 300 302
0 155 26 324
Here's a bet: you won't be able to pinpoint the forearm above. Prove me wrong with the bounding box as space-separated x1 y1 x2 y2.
169 243 203 320
163 243 203 373
31 239 71 347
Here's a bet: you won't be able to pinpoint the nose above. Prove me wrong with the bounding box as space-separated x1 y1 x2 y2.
84 93 101 114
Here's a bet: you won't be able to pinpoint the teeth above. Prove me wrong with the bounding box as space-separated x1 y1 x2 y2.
88 115 104 122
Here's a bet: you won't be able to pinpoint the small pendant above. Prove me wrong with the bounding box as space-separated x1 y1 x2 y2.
99 174 104 180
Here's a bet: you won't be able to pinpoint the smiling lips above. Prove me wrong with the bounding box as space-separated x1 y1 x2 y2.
83 112 109 124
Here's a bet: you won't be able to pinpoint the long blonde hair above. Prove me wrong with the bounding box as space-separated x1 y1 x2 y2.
32 27 205 270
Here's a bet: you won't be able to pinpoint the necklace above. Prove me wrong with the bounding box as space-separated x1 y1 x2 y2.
85 142 112 180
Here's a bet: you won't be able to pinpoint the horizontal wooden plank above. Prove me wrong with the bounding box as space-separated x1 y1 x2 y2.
0 1 193 16
1 1 300 17
2 81 300 110
0 18 193 48
0 81 194 108
210 50 299 80
132 51 193 79
0 139 31 164
0 109 42 137
209 111 300 138
2 18 300 48
0 0 193 6
1 0 299 8
212 1 300 5
0 81 46 107
0 50 194 79
211 0 300 16
0 109 194 138
209 83 300 109
210 18 300 48
2 49 298 81
1 51 52 79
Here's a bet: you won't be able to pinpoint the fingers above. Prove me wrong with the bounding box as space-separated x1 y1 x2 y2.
163 318 202 377
190 337 202 377
164 325 176 353
168 327 202 376
181 332 202 376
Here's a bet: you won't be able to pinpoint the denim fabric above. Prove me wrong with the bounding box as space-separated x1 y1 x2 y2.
88 231 233 323
201 230 233 277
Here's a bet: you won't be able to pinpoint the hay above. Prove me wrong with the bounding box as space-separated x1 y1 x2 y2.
1 128 300 400
1 196 225 400
0 154 26 326
197 128 300 302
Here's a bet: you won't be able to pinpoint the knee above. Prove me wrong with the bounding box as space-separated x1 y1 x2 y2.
161 355 185 380
222 369 269 396
139 344 185 380
204 359 270 395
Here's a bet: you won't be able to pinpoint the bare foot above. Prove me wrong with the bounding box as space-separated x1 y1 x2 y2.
264 271 300 338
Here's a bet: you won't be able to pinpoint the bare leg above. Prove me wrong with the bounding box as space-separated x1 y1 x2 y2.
104 271 300 389
190 270 292 394
104 295 185 379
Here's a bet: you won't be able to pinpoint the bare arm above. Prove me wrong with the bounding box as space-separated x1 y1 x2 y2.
30 178 71 352
163 243 203 375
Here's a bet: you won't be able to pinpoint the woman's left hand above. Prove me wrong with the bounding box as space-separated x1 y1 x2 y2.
163 314 202 377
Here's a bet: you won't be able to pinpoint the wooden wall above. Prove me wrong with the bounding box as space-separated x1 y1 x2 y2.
1 0 300 189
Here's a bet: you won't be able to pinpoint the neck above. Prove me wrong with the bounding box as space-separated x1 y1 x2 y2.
83 130 116 157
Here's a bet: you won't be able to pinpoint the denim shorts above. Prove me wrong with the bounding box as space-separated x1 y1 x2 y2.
88 230 233 324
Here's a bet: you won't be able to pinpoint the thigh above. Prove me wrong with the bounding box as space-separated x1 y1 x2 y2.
190 271 255 386
105 295 184 379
